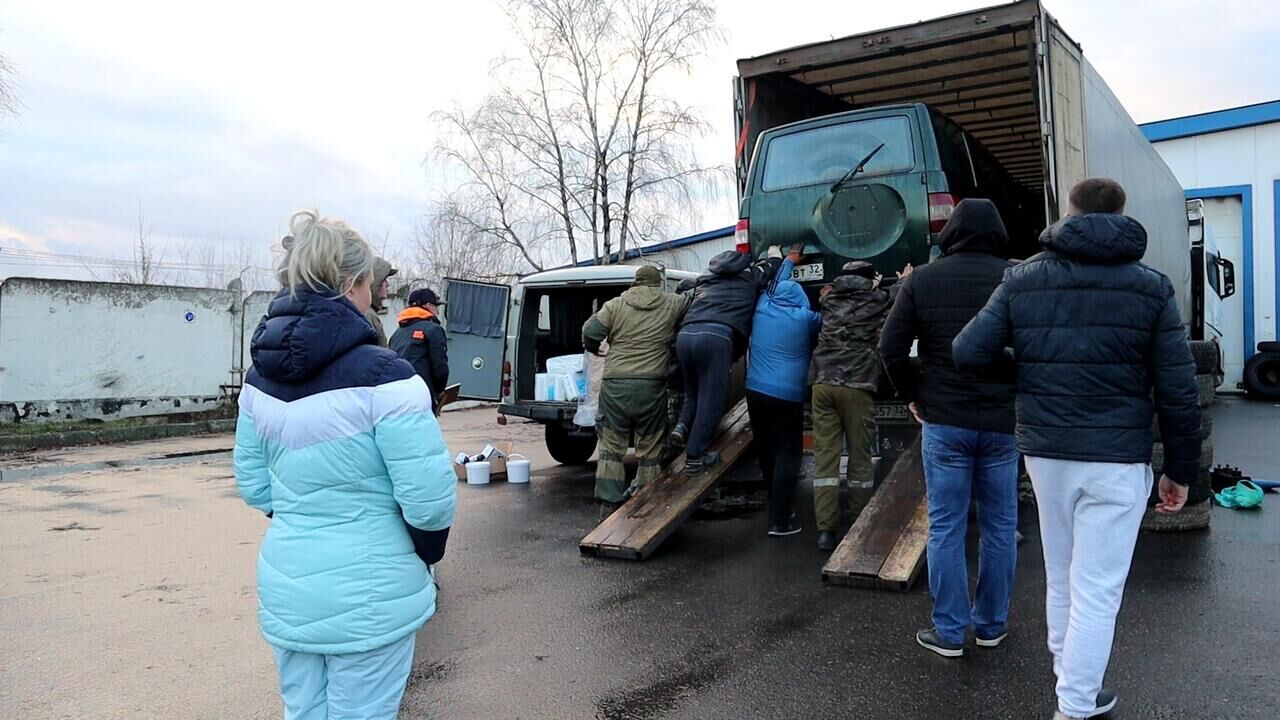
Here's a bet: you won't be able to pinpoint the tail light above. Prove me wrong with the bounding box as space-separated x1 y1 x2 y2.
735 218 750 254
928 193 957 233
501 360 512 398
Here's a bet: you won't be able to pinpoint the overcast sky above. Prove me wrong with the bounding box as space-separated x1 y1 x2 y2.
1 0 1276 281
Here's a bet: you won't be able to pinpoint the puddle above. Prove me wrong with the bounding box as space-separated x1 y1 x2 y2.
0 448 232 482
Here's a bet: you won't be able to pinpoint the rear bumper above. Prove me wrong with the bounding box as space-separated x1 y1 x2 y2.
498 402 576 423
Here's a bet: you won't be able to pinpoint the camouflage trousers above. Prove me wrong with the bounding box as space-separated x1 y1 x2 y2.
595 379 669 504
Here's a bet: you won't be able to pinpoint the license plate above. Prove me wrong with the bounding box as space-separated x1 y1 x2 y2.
791 262 824 282
874 404 910 421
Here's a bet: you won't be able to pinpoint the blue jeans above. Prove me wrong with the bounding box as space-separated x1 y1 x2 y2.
921 422 1019 645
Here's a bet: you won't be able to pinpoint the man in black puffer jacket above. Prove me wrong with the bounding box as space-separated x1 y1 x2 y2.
879 198 1019 659
954 178 1200 720
389 288 449 414
673 247 790 473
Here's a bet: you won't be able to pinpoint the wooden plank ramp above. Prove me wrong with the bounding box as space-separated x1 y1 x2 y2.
822 432 929 591
579 399 753 561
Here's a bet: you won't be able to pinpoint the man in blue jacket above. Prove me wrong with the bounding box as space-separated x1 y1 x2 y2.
746 254 822 536
953 178 1201 720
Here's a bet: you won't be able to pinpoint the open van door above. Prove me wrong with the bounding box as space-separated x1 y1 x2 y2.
444 278 511 401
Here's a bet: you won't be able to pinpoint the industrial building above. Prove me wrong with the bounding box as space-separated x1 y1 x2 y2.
1142 100 1280 390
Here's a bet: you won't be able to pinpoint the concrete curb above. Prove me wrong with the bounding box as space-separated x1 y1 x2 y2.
0 418 237 454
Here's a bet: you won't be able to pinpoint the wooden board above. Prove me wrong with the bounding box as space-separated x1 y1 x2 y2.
822 433 928 591
579 400 753 561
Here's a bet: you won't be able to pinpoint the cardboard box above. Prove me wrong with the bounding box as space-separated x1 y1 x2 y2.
453 441 513 481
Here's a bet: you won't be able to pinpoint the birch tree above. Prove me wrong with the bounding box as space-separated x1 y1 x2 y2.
432 0 723 271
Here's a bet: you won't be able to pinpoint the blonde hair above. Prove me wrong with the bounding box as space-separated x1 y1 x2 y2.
277 209 374 297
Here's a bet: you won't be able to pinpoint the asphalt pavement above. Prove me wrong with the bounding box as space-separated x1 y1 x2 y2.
1 398 1276 719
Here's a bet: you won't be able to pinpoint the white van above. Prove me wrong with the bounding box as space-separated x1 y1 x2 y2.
444 265 698 465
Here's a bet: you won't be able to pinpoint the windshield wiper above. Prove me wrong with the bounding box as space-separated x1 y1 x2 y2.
828 142 885 194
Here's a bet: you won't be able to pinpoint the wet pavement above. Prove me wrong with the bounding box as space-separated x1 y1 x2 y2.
0 399 1276 719
406 397 1280 720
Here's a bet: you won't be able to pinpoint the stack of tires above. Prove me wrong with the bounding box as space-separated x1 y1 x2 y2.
1142 340 1219 532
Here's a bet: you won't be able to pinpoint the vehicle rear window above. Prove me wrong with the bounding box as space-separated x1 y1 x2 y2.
761 116 915 192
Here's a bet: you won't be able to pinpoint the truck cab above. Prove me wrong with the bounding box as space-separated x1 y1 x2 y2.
483 265 699 465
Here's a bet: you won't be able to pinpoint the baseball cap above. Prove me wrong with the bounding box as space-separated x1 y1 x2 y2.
408 288 442 307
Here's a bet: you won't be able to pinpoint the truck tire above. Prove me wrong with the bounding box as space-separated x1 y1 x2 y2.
1242 352 1280 400
545 424 597 465
1152 413 1212 440
1257 341 1280 353
1189 340 1220 375
1150 438 1213 476
1141 499 1210 532
1197 373 1216 407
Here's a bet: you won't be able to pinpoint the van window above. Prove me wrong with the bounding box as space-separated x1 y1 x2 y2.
538 294 550 331
761 116 915 192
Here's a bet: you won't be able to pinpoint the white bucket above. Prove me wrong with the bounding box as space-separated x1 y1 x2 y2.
506 454 531 484
465 461 491 485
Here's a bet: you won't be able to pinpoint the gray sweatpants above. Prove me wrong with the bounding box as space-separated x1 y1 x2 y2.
1026 456 1152 718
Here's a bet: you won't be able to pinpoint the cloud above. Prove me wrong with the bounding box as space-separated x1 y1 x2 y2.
0 0 1276 279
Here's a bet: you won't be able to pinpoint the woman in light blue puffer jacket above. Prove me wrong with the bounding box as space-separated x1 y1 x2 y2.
234 209 457 720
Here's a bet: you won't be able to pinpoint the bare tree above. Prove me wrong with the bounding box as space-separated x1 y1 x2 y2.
0 42 18 123
114 205 168 285
432 0 724 270
412 210 522 290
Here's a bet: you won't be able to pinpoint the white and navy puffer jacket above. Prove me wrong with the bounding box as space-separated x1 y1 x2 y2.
234 285 457 655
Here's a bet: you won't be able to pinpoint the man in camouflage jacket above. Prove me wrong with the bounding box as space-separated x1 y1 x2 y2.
363 257 397 346
809 260 903 551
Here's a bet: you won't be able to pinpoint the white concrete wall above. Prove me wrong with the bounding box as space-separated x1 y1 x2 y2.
0 278 237 422
1151 123 1280 365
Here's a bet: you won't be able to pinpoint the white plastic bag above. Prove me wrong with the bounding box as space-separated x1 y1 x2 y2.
574 343 607 427
546 354 584 375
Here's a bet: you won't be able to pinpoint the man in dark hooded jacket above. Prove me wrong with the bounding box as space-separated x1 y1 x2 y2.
672 247 792 474
953 178 1200 720
879 199 1018 659
389 288 449 414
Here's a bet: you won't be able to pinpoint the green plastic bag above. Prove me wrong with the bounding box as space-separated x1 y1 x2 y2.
1215 480 1264 509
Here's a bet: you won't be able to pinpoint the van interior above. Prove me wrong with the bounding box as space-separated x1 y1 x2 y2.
514 285 629 401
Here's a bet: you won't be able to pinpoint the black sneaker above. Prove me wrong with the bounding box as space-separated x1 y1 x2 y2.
686 452 720 475
767 519 802 537
1089 689 1118 717
916 628 965 658
975 630 1008 648
669 424 688 448
817 530 837 551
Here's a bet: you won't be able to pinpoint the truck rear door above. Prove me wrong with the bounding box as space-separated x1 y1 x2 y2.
1037 10 1086 220
444 278 511 401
